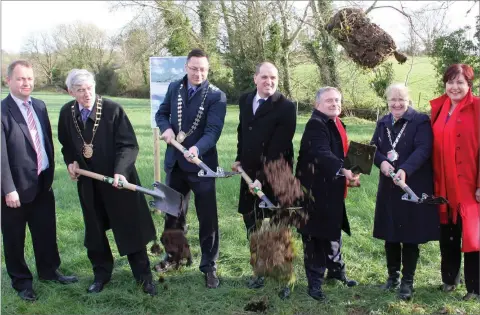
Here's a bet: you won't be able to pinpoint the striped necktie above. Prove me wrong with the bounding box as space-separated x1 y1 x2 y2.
23 101 43 175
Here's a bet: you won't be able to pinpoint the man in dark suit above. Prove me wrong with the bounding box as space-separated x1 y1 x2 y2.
296 87 359 301
231 62 297 290
1 60 78 302
155 48 227 288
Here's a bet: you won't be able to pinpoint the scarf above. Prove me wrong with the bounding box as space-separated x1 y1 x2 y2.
335 118 349 198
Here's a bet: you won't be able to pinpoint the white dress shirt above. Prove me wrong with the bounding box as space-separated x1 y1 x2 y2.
11 94 49 171
252 93 267 115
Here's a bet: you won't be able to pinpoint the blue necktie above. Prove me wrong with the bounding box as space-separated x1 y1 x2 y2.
81 108 90 122
188 87 195 99
258 99 266 106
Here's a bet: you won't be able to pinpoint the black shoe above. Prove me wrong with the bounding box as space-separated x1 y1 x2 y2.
247 276 265 289
40 270 78 285
328 275 358 287
308 287 326 301
278 286 291 300
439 283 456 292
463 292 480 301
398 281 414 300
380 278 400 290
18 288 37 302
142 280 157 296
87 281 106 294
205 271 219 289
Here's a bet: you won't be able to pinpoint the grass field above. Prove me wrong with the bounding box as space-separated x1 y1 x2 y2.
1 89 479 315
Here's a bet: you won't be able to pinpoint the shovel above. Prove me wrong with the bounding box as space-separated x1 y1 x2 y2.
388 170 448 205
75 168 184 217
236 166 302 211
237 165 277 209
169 139 240 178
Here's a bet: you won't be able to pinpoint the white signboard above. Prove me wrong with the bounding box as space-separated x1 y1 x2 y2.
149 56 187 128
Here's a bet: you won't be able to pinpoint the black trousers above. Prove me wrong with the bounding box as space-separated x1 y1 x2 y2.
164 164 219 273
440 219 480 294
1 174 61 291
86 181 152 283
302 235 346 288
87 235 152 283
384 242 419 282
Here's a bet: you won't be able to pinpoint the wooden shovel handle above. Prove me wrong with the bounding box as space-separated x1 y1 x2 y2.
169 139 203 165
75 168 137 192
236 165 265 198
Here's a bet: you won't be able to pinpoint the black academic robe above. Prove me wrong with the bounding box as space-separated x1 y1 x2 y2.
58 96 156 256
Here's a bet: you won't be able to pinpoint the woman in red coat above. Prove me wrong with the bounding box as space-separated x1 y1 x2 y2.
430 64 480 301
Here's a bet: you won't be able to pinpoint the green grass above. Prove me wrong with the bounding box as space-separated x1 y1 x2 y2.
291 56 438 111
2 90 479 315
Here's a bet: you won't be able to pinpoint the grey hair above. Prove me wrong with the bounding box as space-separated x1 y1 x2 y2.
315 86 341 103
65 69 95 91
385 83 410 100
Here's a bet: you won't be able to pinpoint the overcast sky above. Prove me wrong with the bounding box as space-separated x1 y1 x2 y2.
1 0 478 54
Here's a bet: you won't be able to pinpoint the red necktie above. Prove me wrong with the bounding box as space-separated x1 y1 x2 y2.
23 102 43 175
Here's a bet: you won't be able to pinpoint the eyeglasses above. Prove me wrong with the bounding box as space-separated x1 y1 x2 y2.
187 65 208 74
388 99 407 104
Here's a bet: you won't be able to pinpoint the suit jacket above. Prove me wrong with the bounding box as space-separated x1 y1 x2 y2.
235 90 297 214
155 75 227 173
1 94 54 203
295 109 350 239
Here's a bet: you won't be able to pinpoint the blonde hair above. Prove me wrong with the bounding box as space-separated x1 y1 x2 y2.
385 83 410 101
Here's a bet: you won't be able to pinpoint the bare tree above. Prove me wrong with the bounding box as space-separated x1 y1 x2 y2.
21 32 59 85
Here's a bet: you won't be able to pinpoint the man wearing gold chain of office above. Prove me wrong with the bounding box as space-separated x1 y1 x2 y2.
155 49 227 288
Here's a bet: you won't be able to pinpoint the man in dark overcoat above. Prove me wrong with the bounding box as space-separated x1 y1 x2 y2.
296 87 359 301
155 49 227 288
58 69 157 296
231 62 296 289
2 60 77 302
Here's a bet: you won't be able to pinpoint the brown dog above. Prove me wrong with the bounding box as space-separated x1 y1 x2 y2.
159 229 192 269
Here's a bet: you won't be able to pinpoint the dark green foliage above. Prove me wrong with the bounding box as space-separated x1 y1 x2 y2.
430 26 480 93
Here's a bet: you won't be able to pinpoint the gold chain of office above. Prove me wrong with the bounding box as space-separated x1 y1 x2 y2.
71 96 103 159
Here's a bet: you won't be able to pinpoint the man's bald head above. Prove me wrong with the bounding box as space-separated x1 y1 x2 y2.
254 62 278 98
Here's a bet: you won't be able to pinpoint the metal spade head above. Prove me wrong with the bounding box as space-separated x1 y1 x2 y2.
344 141 377 175
258 201 303 211
148 181 184 217
197 166 240 178
401 193 449 205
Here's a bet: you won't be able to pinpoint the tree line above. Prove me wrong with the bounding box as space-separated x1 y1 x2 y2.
2 0 479 113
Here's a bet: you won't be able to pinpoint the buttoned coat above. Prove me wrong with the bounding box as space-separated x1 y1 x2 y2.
371 107 440 244
235 90 296 214
295 110 350 239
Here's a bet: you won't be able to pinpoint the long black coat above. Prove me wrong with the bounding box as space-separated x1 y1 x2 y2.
235 90 296 214
58 96 156 256
295 110 350 239
371 107 440 244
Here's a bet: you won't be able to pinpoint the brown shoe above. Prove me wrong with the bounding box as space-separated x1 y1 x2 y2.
205 271 219 289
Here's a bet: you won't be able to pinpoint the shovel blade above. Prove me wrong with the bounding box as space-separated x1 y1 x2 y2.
419 194 449 205
148 181 184 217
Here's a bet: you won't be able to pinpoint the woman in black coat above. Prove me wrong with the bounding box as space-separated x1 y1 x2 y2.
371 83 440 300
